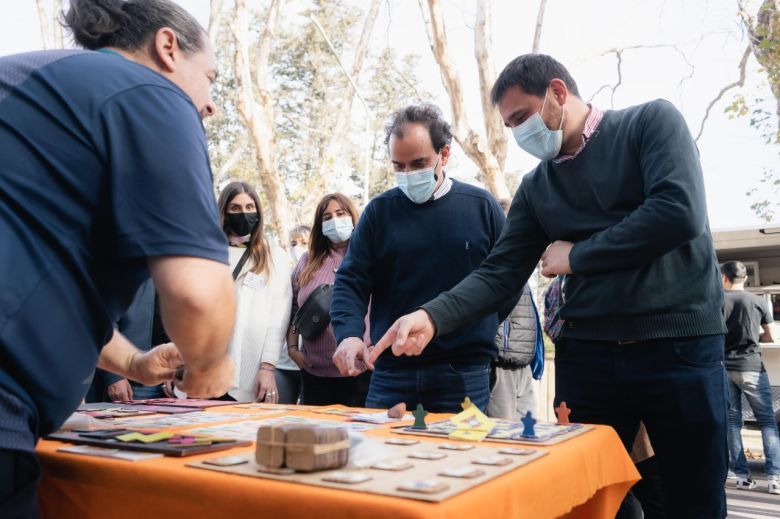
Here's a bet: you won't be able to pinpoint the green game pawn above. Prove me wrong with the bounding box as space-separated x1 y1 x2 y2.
411 404 428 430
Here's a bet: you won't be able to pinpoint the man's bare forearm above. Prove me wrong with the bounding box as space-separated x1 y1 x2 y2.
150 256 236 373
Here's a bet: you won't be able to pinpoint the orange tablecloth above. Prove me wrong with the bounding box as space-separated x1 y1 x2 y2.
37 405 639 519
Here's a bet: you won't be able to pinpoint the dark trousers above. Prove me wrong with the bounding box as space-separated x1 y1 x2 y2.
275 369 303 405
0 449 40 519
365 362 491 413
555 335 728 519
300 370 371 407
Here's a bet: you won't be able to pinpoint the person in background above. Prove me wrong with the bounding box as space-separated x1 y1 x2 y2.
487 198 544 420
287 194 371 406
87 279 168 402
0 0 237 514
374 54 727 516
273 225 313 405
330 104 507 413
721 260 780 495
217 181 292 403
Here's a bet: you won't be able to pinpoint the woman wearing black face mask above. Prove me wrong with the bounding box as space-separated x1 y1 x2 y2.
215 182 292 403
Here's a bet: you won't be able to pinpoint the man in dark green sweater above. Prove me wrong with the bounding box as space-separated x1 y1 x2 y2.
370 54 727 518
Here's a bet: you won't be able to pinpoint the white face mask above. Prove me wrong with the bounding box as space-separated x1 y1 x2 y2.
322 216 354 243
290 245 307 262
396 156 440 204
511 89 565 161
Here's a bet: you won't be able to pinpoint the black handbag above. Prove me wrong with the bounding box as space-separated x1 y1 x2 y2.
291 284 333 340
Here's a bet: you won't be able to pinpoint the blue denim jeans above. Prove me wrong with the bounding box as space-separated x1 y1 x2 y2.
365 362 490 413
726 369 780 476
555 334 728 519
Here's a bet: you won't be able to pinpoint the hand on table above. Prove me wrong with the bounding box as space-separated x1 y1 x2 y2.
175 354 234 399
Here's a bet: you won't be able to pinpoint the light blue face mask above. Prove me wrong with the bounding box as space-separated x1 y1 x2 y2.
322 216 354 243
511 89 565 161
396 156 440 204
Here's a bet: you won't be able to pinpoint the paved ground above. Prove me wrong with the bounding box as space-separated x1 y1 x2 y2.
726 428 780 518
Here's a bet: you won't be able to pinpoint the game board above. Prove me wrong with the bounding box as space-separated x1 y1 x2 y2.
188 439 547 502
117 398 237 409
184 415 379 441
112 410 282 429
396 418 592 445
77 402 199 415
47 430 251 457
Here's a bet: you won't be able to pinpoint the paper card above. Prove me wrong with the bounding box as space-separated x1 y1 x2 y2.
471 455 514 466
58 445 163 461
349 412 413 424
396 479 450 494
371 460 414 471
385 438 419 446
135 432 174 443
438 443 475 451
203 456 249 467
438 466 485 479
115 432 146 442
321 471 372 484
448 429 490 442
243 272 267 290
407 451 447 460
498 447 536 456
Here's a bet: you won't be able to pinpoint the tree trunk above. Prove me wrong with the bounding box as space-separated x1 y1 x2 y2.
424 0 510 199
53 0 63 49
233 0 292 245
35 0 51 50
208 0 225 47
532 0 548 53
311 0 382 206
475 0 507 171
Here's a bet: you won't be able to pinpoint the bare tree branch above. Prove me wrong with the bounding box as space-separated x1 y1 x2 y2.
233 0 292 243
53 0 63 48
532 0 548 53
695 45 751 142
475 0 507 170
421 0 509 199
35 0 51 50
208 0 225 47
739 0 780 129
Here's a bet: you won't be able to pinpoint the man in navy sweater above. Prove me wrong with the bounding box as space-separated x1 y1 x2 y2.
371 55 727 517
330 104 505 413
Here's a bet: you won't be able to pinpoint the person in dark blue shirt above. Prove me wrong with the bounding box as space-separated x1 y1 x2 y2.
0 1 238 515
330 104 505 413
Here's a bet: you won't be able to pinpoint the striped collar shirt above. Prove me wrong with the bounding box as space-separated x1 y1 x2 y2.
432 171 453 200
554 104 604 163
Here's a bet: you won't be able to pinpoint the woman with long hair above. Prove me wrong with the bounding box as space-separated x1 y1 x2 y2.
217 181 292 402
287 193 370 406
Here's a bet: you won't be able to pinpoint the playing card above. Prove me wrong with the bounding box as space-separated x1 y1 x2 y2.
384 438 419 446
371 460 414 471
396 479 450 494
407 450 447 460
203 455 249 467
438 466 485 479
437 443 475 451
498 447 536 456
471 455 514 466
321 471 372 484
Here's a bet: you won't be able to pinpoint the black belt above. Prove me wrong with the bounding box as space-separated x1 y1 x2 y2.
492 357 529 370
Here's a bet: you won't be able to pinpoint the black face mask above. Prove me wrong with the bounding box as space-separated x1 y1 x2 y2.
225 212 259 236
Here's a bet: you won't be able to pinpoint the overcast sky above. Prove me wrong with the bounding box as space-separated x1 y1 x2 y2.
2 0 778 230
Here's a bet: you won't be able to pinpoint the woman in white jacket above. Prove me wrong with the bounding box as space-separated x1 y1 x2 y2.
216 181 292 403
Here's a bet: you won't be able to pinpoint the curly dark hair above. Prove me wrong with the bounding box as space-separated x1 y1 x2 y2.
384 103 453 153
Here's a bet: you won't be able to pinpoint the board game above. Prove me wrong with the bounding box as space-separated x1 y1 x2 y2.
77 402 199 416
188 439 547 502
112 410 282 429
184 415 380 441
396 418 592 445
47 430 251 457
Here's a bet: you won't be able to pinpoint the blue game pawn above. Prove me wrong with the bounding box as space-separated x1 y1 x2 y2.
521 411 537 437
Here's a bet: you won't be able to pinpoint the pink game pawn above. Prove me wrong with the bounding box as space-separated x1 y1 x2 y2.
555 401 572 425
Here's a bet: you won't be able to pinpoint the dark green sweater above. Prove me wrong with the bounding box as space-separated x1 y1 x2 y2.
423 99 725 341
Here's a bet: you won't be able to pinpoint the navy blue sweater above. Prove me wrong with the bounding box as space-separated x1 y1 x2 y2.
423 100 725 342
331 180 505 368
